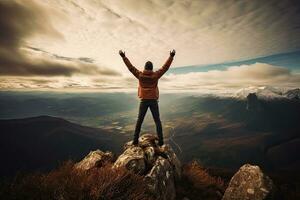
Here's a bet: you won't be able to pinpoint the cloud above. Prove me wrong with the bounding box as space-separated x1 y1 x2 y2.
30 0 300 69
1 0 299 91
0 75 131 90
1 63 299 95
159 63 300 93
0 0 60 48
0 0 119 77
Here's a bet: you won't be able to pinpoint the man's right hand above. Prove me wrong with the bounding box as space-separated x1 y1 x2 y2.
119 50 125 58
170 49 176 57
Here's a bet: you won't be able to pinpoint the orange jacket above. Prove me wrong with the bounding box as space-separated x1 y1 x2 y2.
122 56 174 99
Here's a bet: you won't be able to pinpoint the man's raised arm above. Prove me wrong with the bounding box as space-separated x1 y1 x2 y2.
119 50 141 79
156 49 176 79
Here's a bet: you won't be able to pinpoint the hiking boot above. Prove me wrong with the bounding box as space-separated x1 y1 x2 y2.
132 141 139 146
158 144 168 152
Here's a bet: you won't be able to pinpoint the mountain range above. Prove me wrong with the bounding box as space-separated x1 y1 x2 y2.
0 116 126 177
234 86 300 100
0 91 299 177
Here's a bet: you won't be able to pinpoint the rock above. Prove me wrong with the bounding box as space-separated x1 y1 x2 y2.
159 145 182 181
122 134 181 177
246 93 261 111
77 133 181 200
139 133 158 147
114 133 181 200
144 156 176 200
123 133 158 150
144 146 156 165
123 141 135 150
113 146 146 174
75 150 113 171
222 164 275 200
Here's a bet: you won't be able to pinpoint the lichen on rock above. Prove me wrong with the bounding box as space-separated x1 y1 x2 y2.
74 133 181 200
113 146 146 174
222 164 275 200
75 150 113 171
144 156 176 200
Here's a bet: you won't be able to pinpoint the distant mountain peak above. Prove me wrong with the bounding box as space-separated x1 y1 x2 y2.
234 86 299 100
246 93 262 111
284 88 300 100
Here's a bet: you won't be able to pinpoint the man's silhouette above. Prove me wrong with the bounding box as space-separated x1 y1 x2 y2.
119 49 175 146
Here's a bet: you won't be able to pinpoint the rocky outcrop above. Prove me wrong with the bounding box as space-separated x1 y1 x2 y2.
76 136 277 200
76 133 181 200
113 146 146 174
144 156 176 200
222 164 275 200
115 134 181 200
246 93 261 111
75 150 113 170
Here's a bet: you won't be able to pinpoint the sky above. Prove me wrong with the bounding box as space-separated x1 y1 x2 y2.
0 0 300 94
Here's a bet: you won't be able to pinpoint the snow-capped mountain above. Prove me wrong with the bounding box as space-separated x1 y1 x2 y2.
234 86 299 100
283 88 300 99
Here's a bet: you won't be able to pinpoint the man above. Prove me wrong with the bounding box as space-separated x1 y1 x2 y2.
119 49 176 146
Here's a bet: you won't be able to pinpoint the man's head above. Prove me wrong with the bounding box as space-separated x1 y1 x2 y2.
144 61 153 70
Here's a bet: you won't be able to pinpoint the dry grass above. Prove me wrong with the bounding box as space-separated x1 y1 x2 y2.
176 161 225 200
1 160 226 200
183 161 224 189
1 158 300 200
1 161 153 200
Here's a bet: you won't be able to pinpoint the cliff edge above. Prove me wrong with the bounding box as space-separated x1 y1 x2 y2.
75 133 276 200
76 133 181 200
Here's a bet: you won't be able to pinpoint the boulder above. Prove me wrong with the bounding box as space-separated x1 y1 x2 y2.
77 133 181 199
123 133 158 150
222 164 275 200
144 156 176 200
75 150 113 171
121 134 181 176
113 146 146 174
158 145 182 181
144 146 156 165
114 133 181 200
139 133 158 147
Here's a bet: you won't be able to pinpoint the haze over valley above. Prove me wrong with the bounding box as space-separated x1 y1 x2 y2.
1 90 299 176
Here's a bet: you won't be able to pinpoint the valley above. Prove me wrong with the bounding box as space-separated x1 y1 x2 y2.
0 91 299 177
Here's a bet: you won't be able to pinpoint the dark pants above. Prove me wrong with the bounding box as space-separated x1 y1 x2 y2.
134 99 163 145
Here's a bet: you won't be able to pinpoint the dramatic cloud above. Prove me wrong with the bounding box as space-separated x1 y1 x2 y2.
1 63 299 94
0 76 131 90
27 0 300 69
0 0 299 92
0 0 119 76
160 63 300 94
0 0 60 48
